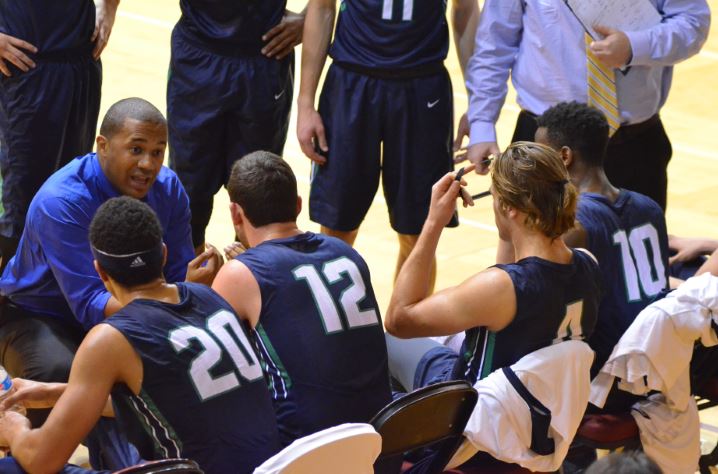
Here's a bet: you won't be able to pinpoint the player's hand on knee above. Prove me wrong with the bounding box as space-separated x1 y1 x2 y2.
297 106 329 165
0 410 30 447
186 244 224 286
224 241 247 261
0 33 37 77
0 378 58 411
464 142 498 175
262 10 305 60
92 0 118 60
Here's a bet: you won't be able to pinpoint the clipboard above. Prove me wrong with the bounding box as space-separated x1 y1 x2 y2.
563 0 661 40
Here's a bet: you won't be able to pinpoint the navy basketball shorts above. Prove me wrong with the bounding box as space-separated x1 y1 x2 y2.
167 27 294 247
0 54 101 241
310 63 457 235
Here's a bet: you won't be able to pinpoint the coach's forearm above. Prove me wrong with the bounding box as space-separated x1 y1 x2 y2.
298 0 335 108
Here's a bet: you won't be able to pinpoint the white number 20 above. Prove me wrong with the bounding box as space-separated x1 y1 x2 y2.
169 310 263 401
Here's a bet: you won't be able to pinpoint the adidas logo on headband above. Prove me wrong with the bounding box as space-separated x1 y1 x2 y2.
130 256 146 268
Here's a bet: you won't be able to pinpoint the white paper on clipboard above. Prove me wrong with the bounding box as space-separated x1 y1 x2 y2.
564 0 662 39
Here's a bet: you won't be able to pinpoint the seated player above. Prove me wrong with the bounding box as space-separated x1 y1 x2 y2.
534 101 670 384
211 151 392 446
0 98 222 430
384 141 600 394
667 235 718 281
0 197 281 474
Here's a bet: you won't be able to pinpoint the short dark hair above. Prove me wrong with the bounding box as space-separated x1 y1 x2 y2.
99 98 167 139
585 452 662 474
227 151 298 227
536 101 609 167
89 196 164 287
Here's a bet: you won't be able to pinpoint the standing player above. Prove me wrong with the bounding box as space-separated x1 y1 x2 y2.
0 0 119 269
534 102 670 382
168 0 306 253
385 142 600 394
297 0 480 285
0 197 281 474
212 151 392 447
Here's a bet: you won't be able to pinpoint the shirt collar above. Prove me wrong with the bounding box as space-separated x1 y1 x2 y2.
90 153 122 201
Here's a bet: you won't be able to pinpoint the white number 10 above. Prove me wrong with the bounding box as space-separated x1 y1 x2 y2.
613 224 666 302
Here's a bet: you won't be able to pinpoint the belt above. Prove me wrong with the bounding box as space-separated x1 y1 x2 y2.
33 44 94 62
333 61 445 80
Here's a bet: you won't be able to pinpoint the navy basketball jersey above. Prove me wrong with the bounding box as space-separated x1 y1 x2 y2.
455 249 601 384
104 283 281 474
330 0 449 69
177 0 286 50
236 232 392 445
0 0 95 54
576 190 670 374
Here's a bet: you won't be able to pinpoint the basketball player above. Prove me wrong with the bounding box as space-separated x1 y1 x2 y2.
212 151 392 447
297 0 480 287
168 0 306 253
385 142 600 393
534 102 670 381
0 197 281 474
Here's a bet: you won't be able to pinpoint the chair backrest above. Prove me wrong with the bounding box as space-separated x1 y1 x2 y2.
370 380 478 471
113 459 203 474
253 423 382 474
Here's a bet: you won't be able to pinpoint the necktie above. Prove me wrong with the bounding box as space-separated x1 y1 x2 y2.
585 32 620 136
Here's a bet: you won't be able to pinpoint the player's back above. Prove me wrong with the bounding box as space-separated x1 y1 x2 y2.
456 249 601 383
577 190 669 374
237 232 392 445
177 0 285 50
0 0 95 54
104 282 281 474
330 0 449 69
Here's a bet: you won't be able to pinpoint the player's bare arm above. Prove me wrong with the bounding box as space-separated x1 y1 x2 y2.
212 259 262 328
697 249 718 278
0 324 140 473
296 0 336 164
0 33 37 77
92 0 120 60
262 5 308 60
450 0 480 151
386 171 516 338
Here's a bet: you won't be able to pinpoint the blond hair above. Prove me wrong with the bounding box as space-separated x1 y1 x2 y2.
491 141 577 239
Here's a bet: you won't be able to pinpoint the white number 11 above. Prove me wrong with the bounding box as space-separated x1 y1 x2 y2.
382 0 414 21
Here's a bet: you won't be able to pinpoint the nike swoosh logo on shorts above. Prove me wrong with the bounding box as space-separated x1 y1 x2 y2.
427 100 440 108
274 90 285 100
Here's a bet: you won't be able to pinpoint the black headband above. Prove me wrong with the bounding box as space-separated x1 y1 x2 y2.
91 241 164 285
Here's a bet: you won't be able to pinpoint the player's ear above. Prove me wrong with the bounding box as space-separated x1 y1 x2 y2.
560 146 574 169
94 260 109 282
229 202 243 226
296 196 302 218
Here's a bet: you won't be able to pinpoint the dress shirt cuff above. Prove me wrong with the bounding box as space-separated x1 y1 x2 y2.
625 30 651 66
469 121 498 146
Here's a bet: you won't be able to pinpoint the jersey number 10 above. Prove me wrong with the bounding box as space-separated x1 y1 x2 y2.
382 0 414 21
613 224 667 302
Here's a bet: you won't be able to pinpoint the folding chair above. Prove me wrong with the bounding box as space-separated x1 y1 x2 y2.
370 380 478 474
253 423 381 474
573 412 641 452
113 459 203 474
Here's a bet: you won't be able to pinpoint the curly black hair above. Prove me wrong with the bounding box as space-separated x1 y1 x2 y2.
536 101 609 168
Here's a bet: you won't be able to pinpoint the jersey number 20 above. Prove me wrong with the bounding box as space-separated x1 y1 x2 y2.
293 257 379 334
169 310 264 401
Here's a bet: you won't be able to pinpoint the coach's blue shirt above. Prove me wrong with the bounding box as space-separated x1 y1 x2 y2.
0 153 194 331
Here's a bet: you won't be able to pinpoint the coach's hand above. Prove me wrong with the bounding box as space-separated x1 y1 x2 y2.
453 113 470 152
262 10 305 60
591 25 632 69
0 379 62 411
92 0 118 60
461 142 498 175
0 33 37 77
186 244 223 286
297 105 328 164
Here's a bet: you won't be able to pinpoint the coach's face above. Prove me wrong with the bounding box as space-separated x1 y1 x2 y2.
96 118 167 199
